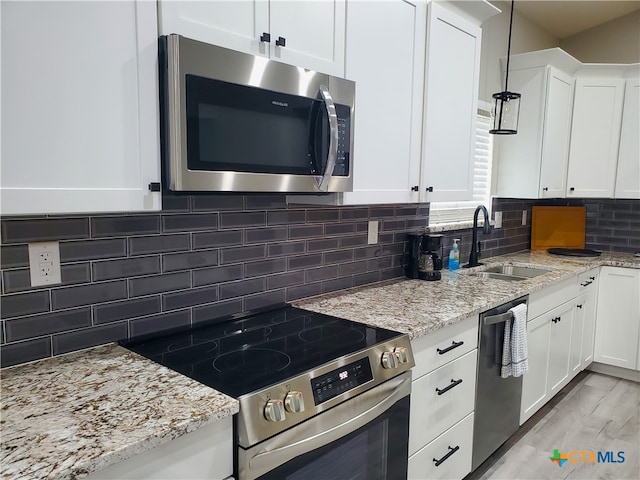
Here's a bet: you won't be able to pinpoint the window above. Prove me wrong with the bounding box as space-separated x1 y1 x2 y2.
428 102 494 225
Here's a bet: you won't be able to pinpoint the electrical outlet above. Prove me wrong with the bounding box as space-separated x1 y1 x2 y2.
28 241 62 286
494 211 503 229
367 220 379 245
522 210 527 226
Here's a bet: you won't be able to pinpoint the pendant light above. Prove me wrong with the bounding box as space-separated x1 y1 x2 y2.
490 0 521 134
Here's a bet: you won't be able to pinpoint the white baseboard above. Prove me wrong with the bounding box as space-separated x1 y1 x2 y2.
586 362 640 383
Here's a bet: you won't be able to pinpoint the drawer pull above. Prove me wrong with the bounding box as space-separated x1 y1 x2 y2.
433 445 460 467
436 378 463 396
436 341 463 355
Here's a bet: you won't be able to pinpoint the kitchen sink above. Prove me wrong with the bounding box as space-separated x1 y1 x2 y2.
465 265 551 282
482 265 550 278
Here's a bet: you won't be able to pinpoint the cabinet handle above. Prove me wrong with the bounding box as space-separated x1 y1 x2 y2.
411 185 419 192
570 187 575 192
577 304 583 309
436 340 463 355
543 187 549 191
426 186 434 192
435 378 463 396
581 280 592 287
148 182 161 192
275 36 286 47
260 32 271 43
433 445 460 467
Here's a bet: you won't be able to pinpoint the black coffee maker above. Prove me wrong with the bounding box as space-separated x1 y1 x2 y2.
405 233 443 281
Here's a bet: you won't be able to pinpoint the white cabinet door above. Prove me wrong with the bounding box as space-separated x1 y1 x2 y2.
269 0 345 76
538 67 574 198
570 295 586 378
341 0 425 204
520 313 551 425
158 1 345 77
495 66 573 199
547 302 574 396
1 0 161 215
566 77 625 198
615 77 640 199
579 270 599 369
595 267 640 369
157 1 270 58
420 3 481 202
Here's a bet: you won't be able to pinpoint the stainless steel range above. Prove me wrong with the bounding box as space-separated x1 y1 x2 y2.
123 305 414 480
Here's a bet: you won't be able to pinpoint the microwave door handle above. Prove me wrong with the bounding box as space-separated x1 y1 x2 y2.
315 85 339 192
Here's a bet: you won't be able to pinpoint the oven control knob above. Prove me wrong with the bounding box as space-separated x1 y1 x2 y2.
381 351 398 369
394 346 409 364
264 399 286 422
284 391 305 413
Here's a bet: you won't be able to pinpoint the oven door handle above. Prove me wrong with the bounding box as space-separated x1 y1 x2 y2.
245 372 411 479
315 85 338 192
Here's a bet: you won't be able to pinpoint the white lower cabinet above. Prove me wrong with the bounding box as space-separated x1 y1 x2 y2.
547 302 574 396
86 418 233 479
409 350 477 455
570 293 587 377
408 413 474 480
409 315 478 480
520 312 551 424
578 269 600 368
594 267 640 370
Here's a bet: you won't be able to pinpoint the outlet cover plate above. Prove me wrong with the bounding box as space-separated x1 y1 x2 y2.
367 220 379 245
28 241 62 286
494 211 503 229
522 210 527 226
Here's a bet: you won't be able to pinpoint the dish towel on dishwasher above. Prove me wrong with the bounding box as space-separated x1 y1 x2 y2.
501 303 529 378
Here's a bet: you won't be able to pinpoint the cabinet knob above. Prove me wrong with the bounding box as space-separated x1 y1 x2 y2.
426 186 434 193
589 276 595 281
577 304 583 309
275 36 286 47
148 182 161 192
411 185 419 192
570 187 575 192
543 187 549 191
552 316 561 323
260 32 271 43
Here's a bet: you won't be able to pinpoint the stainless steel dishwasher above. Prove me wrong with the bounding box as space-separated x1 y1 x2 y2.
472 295 528 470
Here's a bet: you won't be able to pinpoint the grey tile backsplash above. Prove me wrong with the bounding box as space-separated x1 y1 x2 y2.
1 194 637 367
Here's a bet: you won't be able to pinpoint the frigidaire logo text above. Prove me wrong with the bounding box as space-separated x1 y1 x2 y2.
271 100 289 107
549 449 625 467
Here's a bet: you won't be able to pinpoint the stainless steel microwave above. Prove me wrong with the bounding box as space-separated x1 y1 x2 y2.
159 34 355 193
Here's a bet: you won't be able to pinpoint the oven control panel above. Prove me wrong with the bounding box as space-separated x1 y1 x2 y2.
311 357 373 405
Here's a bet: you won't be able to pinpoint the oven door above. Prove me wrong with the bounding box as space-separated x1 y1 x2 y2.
238 371 411 480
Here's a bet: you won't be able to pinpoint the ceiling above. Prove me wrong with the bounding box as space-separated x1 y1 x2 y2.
510 0 640 39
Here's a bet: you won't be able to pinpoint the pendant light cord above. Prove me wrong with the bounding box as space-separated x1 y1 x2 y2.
504 0 515 93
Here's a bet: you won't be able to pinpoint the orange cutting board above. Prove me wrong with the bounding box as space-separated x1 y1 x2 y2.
531 206 586 250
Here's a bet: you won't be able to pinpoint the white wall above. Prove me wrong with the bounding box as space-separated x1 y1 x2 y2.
560 10 640 64
479 1 559 102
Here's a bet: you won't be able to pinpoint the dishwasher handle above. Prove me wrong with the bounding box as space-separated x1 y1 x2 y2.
484 311 513 326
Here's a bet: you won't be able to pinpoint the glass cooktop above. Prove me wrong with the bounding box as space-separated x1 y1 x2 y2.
122 306 401 398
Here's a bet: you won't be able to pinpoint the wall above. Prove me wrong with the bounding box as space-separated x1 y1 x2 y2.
480 1 559 103
560 10 640 64
0 195 428 367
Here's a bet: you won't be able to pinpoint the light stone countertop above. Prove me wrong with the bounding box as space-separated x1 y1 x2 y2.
295 250 640 340
1 251 637 480
0 344 238 480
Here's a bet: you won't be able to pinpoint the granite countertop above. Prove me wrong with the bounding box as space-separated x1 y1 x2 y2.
295 250 640 340
0 344 238 480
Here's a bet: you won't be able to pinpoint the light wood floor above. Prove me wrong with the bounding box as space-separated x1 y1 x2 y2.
467 371 640 480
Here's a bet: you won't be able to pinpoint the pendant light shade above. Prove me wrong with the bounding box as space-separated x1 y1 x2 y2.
490 0 520 135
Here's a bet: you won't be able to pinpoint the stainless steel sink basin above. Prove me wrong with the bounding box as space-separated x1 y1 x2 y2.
467 272 527 282
464 265 551 282
482 265 550 278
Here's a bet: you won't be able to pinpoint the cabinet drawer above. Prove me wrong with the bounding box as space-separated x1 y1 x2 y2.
408 412 474 480
411 316 478 379
529 276 578 319
409 350 477 455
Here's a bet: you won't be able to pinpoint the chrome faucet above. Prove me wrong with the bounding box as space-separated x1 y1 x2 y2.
466 205 491 268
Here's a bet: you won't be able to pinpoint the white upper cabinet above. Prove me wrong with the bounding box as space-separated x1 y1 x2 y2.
615 71 640 199
495 53 577 199
566 71 625 198
158 0 345 77
420 2 483 202
340 0 426 205
1 0 161 215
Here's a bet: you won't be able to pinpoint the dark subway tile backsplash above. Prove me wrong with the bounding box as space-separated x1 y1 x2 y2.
3 193 634 367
